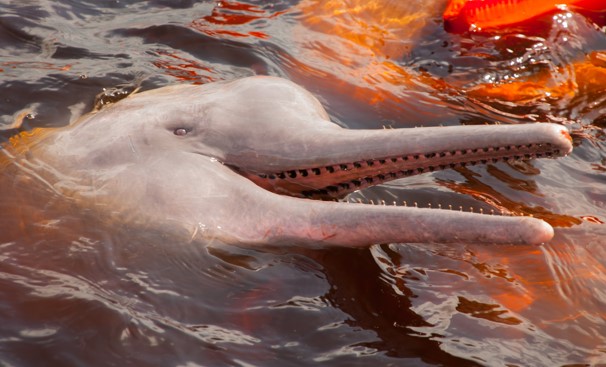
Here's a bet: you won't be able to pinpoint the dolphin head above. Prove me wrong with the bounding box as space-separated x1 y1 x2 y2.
37 76 572 247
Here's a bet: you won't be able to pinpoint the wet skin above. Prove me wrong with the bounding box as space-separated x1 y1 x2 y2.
3 76 573 247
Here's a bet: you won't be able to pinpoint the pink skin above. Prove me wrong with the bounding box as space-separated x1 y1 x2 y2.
18 76 572 247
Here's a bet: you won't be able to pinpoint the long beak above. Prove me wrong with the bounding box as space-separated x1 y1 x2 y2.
224 122 573 247
266 198 555 246
236 123 572 199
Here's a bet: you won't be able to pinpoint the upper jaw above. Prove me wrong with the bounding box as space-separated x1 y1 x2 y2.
229 122 572 199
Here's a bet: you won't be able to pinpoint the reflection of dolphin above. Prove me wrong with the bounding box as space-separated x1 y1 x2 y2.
3 76 572 247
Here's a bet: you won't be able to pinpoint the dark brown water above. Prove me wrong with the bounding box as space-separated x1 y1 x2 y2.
1 1 605 366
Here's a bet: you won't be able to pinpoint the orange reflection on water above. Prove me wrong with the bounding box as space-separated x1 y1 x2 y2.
0 61 72 74
300 0 441 60
295 0 606 122
581 215 604 224
296 0 444 98
191 1 285 39
203 1 267 25
468 51 606 104
438 167 583 227
152 50 215 84
443 0 601 32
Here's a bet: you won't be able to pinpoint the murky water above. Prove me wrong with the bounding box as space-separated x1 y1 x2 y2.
1 0 605 366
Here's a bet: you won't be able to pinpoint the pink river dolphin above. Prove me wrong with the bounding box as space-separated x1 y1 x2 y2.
2 76 573 247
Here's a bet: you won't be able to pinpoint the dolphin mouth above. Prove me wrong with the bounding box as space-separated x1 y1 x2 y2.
232 126 572 200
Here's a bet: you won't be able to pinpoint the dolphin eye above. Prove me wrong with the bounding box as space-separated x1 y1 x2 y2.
174 128 188 136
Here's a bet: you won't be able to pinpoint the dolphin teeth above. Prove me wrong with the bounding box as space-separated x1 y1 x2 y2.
245 141 565 201
327 185 338 193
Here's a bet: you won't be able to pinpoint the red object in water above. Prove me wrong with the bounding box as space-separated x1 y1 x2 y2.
443 0 605 32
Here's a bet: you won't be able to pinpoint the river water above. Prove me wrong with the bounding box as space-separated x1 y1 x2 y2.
1 1 605 366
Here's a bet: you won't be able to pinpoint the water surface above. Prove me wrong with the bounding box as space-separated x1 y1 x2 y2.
1 1 605 366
